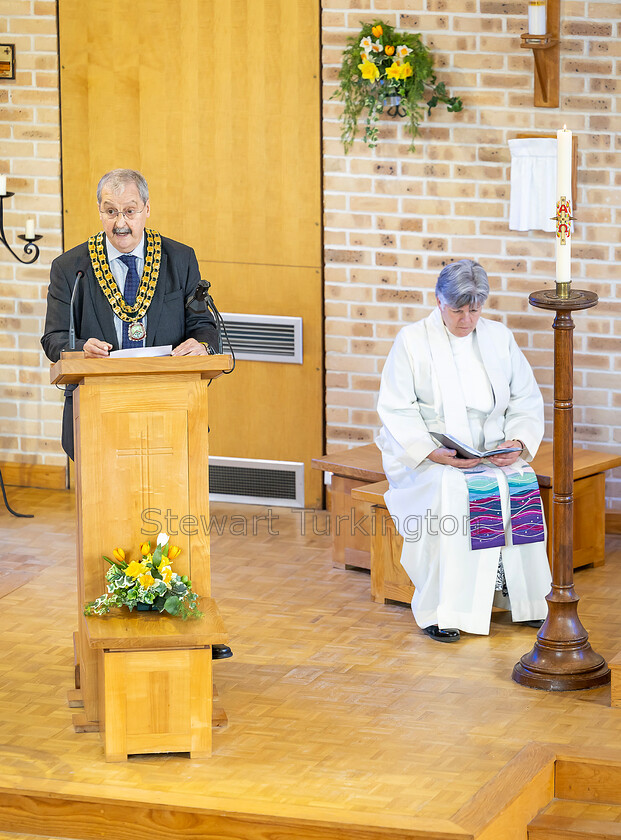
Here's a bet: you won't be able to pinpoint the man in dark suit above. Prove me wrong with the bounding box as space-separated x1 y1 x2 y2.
41 168 219 459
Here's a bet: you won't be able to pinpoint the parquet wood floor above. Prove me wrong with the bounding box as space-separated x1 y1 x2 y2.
1 487 621 835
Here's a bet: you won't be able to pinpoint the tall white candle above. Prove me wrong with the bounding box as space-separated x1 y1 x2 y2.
528 1 547 35
25 218 35 240
556 127 572 285
0 175 6 196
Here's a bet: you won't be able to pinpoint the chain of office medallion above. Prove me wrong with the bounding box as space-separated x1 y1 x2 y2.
87 228 162 322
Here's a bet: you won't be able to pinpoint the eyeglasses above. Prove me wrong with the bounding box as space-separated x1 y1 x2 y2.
99 205 146 221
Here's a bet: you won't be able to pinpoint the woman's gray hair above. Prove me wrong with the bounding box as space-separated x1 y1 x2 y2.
435 259 489 308
96 169 149 205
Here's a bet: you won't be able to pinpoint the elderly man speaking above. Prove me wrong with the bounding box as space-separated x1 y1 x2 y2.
376 259 551 643
42 168 218 460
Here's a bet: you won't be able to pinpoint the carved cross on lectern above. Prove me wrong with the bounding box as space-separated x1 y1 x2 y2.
116 427 175 511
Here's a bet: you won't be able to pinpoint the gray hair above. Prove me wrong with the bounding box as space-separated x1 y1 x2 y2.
435 259 489 308
96 169 149 205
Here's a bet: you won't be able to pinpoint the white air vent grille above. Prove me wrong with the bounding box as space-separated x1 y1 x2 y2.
221 313 303 364
209 457 305 507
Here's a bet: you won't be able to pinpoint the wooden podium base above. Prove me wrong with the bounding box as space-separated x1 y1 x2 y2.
513 289 610 691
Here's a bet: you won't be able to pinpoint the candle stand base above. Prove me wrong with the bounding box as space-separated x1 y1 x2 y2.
512 599 610 691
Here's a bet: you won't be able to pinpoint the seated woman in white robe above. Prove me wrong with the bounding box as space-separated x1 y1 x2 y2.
376 259 551 643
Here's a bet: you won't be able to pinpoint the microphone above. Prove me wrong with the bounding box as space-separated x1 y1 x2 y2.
185 278 229 358
185 278 211 313
68 270 84 351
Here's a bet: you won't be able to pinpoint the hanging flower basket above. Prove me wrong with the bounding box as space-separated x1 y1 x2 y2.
331 20 463 153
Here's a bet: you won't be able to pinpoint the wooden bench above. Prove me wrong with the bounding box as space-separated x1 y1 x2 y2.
312 445 385 570
85 597 228 761
314 443 621 605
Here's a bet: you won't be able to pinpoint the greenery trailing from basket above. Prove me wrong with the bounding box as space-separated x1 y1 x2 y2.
84 532 203 620
331 20 463 153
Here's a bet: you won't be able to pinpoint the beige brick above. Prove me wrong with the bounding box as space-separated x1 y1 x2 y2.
350 268 398 285
325 283 374 303
326 353 377 373
325 249 371 265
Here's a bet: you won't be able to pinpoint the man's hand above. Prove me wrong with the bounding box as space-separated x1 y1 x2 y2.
83 338 112 358
488 440 523 467
171 338 208 356
427 447 481 469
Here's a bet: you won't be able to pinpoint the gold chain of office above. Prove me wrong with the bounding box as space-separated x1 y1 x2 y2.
87 228 162 322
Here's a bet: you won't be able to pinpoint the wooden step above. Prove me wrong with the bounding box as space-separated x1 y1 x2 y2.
610 649 621 707
529 799 621 839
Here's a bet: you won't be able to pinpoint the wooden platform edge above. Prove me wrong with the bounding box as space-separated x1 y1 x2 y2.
451 741 556 839
554 752 621 805
0 461 66 490
527 811 621 839
0 784 471 840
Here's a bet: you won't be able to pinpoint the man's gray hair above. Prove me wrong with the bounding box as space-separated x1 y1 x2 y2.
435 259 489 308
96 169 149 205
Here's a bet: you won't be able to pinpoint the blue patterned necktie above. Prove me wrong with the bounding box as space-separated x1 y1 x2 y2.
118 253 143 349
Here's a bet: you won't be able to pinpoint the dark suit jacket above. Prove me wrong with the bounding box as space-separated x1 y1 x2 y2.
41 235 219 459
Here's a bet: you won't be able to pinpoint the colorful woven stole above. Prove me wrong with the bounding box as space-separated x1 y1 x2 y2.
464 464 545 551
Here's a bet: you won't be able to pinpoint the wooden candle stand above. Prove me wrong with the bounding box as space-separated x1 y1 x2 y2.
512 288 610 691
520 0 560 108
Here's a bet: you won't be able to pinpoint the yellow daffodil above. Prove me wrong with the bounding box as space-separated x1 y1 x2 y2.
371 24 383 38
161 567 173 584
396 44 412 58
359 36 372 53
168 545 181 560
399 62 413 79
113 547 125 563
140 541 150 555
385 44 395 56
386 62 402 81
125 560 148 579
358 59 379 81
138 572 155 588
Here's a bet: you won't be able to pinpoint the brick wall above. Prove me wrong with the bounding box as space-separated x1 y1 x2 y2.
322 1 621 509
2 1 621 509
0 0 64 472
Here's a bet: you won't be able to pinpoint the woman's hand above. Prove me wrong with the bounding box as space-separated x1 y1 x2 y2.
487 440 523 467
427 447 481 469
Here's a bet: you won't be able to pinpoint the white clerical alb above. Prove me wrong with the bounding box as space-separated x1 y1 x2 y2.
376 309 551 635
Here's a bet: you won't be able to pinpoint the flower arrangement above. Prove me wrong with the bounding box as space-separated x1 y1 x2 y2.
84 532 202 620
332 20 463 152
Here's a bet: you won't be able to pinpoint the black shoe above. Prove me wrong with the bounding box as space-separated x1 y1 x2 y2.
212 644 233 660
519 619 545 628
422 625 460 643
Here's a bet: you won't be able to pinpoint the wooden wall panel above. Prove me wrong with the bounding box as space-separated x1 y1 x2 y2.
59 0 323 508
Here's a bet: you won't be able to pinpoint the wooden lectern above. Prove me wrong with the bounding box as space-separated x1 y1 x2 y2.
50 353 232 751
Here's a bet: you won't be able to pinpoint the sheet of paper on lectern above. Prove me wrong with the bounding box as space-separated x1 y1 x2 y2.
109 345 173 358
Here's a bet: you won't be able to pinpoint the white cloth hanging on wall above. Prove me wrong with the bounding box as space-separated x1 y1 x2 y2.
508 137 557 232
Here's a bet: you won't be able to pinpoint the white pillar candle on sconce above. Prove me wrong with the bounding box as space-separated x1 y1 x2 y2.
528 0 547 35
25 218 35 240
555 126 572 286
0 175 6 196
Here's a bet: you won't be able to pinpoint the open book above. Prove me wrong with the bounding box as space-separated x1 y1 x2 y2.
431 432 521 460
